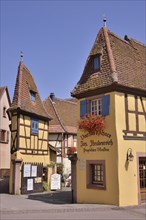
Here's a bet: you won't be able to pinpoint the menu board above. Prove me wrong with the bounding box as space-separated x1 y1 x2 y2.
31 165 37 177
27 179 33 191
50 174 61 190
23 164 31 177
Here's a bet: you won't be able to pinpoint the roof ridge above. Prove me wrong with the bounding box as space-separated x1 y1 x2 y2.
103 27 118 82
49 97 66 132
56 98 77 105
108 30 146 47
42 100 53 120
17 62 24 107
129 37 146 47
108 30 130 45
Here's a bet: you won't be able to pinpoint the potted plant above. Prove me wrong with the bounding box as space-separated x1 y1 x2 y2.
67 146 77 155
78 113 106 134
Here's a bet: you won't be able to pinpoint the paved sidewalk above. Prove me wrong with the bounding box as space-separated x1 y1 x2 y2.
0 190 146 220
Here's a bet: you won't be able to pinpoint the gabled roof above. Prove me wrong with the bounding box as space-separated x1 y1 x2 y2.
43 96 78 133
0 86 11 106
71 27 146 98
9 62 52 120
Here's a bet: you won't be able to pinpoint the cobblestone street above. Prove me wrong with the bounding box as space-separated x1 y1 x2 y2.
0 189 145 220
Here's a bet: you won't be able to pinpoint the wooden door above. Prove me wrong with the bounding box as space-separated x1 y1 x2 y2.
139 157 146 203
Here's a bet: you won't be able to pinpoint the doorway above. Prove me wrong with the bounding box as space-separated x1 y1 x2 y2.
139 157 146 203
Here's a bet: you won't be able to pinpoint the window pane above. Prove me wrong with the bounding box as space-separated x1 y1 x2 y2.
31 119 38 134
30 91 36 102
94 57 100 70
91 98 102 115
91 163 104 186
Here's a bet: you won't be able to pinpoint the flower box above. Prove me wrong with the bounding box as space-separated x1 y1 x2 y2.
78 113 106 134
67 146 77 155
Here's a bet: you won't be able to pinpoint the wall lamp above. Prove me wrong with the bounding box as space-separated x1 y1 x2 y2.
127 148 134 162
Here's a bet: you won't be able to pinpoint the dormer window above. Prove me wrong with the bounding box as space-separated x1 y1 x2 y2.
30 91 36 102
93 56 100 71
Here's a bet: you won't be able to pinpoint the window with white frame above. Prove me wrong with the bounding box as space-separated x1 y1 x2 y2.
87 160 106 189
80 95 110 118
91 98 102 115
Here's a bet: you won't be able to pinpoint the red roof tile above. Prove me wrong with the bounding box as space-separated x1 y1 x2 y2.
44 96 78 134
71 27 146 97
9 62 52 120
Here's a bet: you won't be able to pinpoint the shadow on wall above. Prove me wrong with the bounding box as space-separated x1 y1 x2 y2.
0 177 9 194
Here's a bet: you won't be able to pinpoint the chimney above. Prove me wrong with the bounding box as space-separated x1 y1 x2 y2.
50 93 55 102
124 35 130 42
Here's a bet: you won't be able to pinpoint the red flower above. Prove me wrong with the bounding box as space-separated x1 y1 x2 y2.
67 146 77 155
78 113 106 134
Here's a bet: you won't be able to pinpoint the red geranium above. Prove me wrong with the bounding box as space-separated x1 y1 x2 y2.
78 113 106 134
67 146 77 155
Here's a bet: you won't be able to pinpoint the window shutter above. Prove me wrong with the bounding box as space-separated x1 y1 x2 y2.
32 119 38 134
80 100 87 118
102 95 110 116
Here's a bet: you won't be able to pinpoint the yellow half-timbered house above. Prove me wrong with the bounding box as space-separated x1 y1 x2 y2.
8 61 52 194
71 25 146 206
44 94 77 177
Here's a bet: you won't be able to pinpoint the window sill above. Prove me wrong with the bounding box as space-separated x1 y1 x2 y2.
31 132 38 136
87 184 106 190
123 135 146 140
0 141 8 144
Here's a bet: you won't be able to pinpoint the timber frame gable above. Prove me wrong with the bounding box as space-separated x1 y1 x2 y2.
8 61 52 157
123 94 146 140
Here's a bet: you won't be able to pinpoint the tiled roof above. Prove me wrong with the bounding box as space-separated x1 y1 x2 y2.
44 96 78 134
71 27 146 97
9 62 52 120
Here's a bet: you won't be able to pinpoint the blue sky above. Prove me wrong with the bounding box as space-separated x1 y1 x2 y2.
1 0 146 101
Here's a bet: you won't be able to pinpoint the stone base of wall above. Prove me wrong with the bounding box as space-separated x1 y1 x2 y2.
0 169 10 178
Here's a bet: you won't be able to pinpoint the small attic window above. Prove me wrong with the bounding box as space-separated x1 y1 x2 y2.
3 107 6 117
30 91 36 102
93 56 100 70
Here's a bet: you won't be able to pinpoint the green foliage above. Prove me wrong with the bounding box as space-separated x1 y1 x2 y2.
43 181 49 191
47 161 56 168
